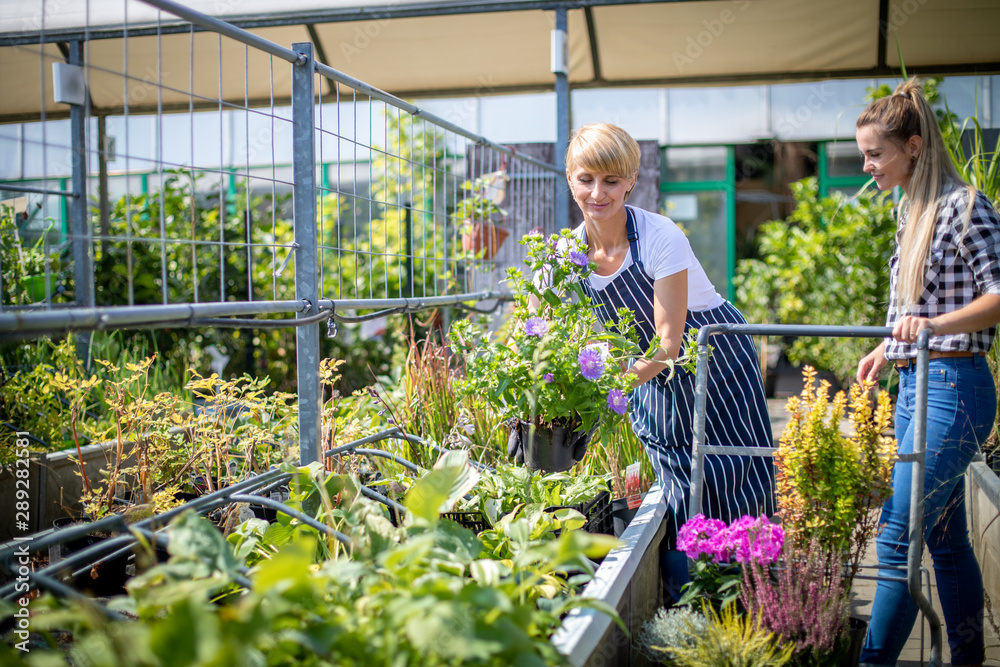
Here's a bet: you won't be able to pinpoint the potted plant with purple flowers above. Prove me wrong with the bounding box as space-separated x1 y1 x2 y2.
450 229 656 472
675 513 785 611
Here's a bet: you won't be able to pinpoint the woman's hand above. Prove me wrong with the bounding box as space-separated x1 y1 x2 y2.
856 341 887 384
892 315 937 343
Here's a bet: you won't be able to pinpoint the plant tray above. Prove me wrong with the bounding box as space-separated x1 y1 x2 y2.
440 511 489 533
547 490 613 535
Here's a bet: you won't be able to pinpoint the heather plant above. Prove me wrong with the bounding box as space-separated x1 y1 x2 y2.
676 514 783 610
668 602 795 667
775 367 895 584
635 606 710 665
741 542 851 666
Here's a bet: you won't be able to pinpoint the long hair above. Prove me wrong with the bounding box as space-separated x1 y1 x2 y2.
856 77 974 307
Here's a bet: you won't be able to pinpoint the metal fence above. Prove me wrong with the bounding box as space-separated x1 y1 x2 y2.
0 0 562 463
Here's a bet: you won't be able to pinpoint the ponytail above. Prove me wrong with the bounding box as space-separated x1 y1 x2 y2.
856 77 974 308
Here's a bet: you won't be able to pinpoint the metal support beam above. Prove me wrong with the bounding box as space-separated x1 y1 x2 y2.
292 42 322 466
96 115 111 257
68 41 93 364
553 7 570 229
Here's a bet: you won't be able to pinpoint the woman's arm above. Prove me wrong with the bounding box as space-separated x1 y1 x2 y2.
626 270 688 388
892 293 1000 342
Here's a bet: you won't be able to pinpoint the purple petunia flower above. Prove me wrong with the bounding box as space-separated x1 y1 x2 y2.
543 373 555 383
607 389 627 415
569 250 590 268
525 317 548 338
577 347 605 381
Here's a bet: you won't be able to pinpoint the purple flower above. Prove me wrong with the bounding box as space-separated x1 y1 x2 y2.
677 514 728 561
543 373 555 383
730 515 784 565
577 347 605 381
525 317 548 338
607 389 627 415
569 250 590 268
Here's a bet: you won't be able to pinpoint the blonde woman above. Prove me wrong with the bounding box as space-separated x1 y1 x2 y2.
855 79 1000 667
564 123 775 600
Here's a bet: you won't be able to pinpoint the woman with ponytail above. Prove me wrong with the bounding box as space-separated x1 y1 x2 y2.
855 78 1000 667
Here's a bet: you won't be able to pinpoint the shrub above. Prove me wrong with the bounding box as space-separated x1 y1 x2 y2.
734 178 895 387
636 606 710 665
775 367 896 583
668 602 794 667
741 542 851 666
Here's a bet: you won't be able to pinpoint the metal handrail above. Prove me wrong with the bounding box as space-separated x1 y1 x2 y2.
688 323 941 667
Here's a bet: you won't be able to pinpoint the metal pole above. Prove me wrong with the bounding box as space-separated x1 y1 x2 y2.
68 41 93 365
553 6 570 229
404 202 413 298
688 329 712 517
97 115 111 257
292 42 322 467
909 329 943 666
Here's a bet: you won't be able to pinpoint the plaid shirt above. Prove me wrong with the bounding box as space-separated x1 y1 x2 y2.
884 184 1000 360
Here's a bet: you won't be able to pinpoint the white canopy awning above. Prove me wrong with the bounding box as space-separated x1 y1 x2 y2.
1 0 999 123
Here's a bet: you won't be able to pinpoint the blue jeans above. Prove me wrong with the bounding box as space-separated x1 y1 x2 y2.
861 355 995 666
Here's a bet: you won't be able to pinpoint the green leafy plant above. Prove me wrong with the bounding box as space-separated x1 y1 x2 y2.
455 171 508 222
0 207 65 306
10 455 622 666
451 230 654 446
734 178 895 387
775 368 896 584
458 463 609 527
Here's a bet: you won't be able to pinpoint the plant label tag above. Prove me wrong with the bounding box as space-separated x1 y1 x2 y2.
625 462 642 509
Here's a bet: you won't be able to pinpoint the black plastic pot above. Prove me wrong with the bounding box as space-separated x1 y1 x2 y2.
611 493 647 537
840 616 868 666
519 419 594 473
49 517 129 597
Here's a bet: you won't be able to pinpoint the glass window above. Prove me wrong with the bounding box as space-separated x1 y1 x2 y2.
770 79 870 141
667 86 768 145
662 190 728 292
826 141 864 179
661 146 727 183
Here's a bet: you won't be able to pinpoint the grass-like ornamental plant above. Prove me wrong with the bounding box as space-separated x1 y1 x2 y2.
450 229 654 444
668 602 795 667
775 367 896 584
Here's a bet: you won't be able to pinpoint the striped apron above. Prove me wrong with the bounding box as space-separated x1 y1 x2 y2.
581 209 776 541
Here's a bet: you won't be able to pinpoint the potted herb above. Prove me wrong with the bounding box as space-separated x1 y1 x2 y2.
456 171 509 259
451 230 654 472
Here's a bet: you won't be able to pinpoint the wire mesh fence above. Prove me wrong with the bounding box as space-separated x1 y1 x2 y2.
0 0 561 335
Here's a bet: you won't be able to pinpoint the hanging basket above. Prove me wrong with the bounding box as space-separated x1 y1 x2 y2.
461 220 509 260
517 418 595 473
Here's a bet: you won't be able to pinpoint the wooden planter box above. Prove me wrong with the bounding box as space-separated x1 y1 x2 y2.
968 459 1000 621
553 484 667 666
0 440 134 542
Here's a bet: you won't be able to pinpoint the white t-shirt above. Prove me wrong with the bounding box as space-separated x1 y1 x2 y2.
573 206 725 312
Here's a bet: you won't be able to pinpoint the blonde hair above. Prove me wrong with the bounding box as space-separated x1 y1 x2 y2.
566 123 641 180
856 77 974 307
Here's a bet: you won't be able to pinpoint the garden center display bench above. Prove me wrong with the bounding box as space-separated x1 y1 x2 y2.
553 484 666 667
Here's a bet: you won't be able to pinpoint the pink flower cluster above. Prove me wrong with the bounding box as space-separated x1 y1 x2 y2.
677 514 783 565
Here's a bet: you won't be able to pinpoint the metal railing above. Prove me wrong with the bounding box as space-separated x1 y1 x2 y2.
688 324 942 667
1 0 562 468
